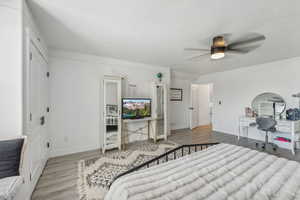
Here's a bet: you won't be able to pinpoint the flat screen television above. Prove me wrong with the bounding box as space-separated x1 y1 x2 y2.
122 98 151 119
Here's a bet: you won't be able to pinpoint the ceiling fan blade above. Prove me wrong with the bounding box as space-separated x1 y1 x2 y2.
227 45 261 54
228 35 265 49
184 48 210 52
186 53 210 60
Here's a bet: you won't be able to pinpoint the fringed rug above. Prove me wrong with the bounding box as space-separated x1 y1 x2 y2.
78 140 178 200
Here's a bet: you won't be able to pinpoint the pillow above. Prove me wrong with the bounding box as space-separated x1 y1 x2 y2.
0 139 24 179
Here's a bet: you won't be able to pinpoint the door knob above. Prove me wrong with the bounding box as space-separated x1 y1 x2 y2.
189 107 194 110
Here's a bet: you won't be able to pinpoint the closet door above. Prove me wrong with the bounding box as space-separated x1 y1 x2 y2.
27 41 49 181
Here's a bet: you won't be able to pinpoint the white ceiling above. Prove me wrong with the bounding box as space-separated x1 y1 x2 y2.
28 0 300 75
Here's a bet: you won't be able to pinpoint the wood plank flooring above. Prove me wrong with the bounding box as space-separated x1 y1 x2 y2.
31 128 300 200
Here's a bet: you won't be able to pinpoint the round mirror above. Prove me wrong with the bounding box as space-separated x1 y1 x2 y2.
251 92 286 117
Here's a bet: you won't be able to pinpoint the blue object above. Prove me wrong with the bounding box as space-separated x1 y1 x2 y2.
156 72 163 82
286 108 300 121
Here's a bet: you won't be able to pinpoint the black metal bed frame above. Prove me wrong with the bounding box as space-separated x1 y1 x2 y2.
109 142 219 188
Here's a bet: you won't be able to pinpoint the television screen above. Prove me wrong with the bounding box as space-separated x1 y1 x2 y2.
122 98 151 119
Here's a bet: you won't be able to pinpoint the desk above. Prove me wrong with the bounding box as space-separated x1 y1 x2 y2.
239 116 300 154
122 118 153 143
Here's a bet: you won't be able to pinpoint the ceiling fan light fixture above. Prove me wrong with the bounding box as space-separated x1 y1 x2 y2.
211 52 225 59
211 46 225 59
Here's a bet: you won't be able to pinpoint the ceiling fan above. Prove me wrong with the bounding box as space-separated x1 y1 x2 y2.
185 33 266 60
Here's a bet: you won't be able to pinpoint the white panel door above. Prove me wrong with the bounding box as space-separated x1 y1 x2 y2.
28 41 48 181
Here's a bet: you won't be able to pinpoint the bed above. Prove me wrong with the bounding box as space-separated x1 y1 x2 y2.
105 143 300 200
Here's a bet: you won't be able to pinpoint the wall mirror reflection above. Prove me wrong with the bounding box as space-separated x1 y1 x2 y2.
156 85 165 138
251 92 286 118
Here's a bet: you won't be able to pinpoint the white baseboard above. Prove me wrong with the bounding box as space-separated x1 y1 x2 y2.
212 128 236 135
171 124 189 130
49 144 100 158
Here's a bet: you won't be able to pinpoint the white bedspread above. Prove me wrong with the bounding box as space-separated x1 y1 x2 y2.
105 143 300 200
0 176 22 200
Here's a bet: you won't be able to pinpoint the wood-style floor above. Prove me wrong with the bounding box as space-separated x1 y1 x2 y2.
31 127 300 200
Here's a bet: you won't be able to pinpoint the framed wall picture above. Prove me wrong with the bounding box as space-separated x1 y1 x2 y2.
170 88 183 101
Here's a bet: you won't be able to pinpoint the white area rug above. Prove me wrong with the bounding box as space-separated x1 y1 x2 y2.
78 140 178 200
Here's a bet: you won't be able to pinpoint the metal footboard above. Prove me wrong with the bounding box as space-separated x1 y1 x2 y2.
109 142 219 188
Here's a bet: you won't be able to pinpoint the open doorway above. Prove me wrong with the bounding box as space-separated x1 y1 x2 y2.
190 83 213 131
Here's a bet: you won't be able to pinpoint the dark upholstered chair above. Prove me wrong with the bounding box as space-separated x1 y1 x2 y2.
0 137 26 200
255 117 277 151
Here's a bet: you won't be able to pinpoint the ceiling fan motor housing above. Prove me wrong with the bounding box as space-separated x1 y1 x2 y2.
211 36 226 59
212 36 226 47
211 46 226 55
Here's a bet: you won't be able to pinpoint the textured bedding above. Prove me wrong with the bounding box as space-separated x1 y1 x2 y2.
0 176 22 200
105 143 300 200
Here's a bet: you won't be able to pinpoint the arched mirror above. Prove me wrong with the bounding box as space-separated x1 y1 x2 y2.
150 83 168 142
156 85 165 137
251 92 286 118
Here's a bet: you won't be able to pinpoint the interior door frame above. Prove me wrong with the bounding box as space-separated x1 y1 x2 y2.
189 83 214 130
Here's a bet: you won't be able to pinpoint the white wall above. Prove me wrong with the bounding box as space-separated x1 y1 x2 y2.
0 1 23 138
48 50 170 157
0 2 49 200
14 3 50 200
196 56 300 139
208 83 213 123
170 75 193 130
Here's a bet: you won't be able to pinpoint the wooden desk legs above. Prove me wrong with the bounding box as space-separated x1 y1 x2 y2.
238 126 249 143
147 121 151 141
